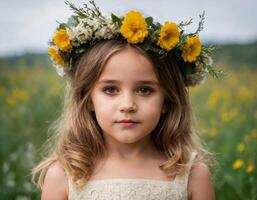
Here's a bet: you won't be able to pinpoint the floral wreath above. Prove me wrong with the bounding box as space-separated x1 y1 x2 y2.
48 0 224 87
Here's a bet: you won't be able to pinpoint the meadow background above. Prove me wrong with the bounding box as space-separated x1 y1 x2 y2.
0 41 257 200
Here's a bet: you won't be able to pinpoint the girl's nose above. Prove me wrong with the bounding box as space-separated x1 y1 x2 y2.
118 92 137 113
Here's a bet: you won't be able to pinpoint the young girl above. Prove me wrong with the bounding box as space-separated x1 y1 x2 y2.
33 1 219 199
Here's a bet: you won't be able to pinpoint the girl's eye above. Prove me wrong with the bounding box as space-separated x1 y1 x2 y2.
102 86 118 94
137 87 154 95
102 86 154 96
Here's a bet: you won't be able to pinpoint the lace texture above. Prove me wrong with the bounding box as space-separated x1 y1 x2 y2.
68 152 197 200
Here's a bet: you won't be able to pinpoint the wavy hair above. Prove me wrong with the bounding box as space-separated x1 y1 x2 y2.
32 39 212 189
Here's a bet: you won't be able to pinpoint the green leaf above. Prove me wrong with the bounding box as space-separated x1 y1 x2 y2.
145 17 153 26
75 48 86 54
67 16 78 27
150 22 160 30
57 22 68 30
111 13 123 26
155 22 162 29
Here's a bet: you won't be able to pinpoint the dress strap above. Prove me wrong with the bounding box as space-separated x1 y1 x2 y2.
67 176 79 200
189 151 198 163
173 152 198 186
169 151 197 199
183 151 198 182
62 169 76 199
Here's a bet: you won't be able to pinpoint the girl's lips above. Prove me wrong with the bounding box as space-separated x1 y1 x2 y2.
117 120 139 127
116 119 140 123
117 122 140 127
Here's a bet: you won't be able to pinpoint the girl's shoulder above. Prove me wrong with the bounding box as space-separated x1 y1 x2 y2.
41 161 68 200
188 161 215 200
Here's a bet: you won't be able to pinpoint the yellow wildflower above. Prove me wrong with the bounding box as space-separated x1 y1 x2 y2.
220 108 238 123
53 29 72 51
207 90 219 109
236 143 245 153
237 86 253 103
250 129 257 139
182 36 202 62
48 47 64 65
208 127 217 139
220 111 232 123
6 89 29 107
232 159 244 170
120 11 148 44
246 163 254 173
158 22 180 51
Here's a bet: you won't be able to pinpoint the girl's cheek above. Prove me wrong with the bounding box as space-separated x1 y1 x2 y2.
146 97 164 108
95 97 117 111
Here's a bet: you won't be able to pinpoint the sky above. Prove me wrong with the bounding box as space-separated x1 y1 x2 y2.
1 0 257 57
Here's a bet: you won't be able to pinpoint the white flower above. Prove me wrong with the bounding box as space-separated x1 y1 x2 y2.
77 23 93 42
186 71 208 86
67 19 94 45
87 18 102 31
67 16 119 47
203 55 213 66
195 56 212 75
94 18 119 40
67 28 76 40
54 65 66 77
199 75 207 85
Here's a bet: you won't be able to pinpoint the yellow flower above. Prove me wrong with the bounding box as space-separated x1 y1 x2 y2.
48 47 64 65
53 29 72 51
158 22 180 51
220 111 230 123
182 36 202 62
237 86 253 103
220 108 238 123
208 127 217 139
120 10 148 44
250 129 257 139
236 143 245 153
6 89 29 107
246 163 254 173
232 159 244 170
207 90 219 109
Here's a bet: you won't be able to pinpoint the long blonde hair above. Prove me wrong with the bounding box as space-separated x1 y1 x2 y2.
32 39 211 188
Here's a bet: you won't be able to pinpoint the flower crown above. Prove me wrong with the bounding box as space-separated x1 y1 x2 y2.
48 1 224 86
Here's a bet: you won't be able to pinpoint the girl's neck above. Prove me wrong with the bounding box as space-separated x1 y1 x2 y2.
90 143 168 182
103 135 160 161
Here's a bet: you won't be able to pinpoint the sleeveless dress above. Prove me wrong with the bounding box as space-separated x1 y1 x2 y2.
68 152 197 200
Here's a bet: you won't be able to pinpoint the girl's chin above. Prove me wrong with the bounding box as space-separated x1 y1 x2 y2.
112 133 149 144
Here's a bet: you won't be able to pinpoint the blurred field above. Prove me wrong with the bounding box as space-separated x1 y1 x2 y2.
0 43 256 199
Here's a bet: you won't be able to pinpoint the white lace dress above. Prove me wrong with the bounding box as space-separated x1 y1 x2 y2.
68 152 197 200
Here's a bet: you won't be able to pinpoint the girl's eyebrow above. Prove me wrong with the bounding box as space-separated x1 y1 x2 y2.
97 79 159 85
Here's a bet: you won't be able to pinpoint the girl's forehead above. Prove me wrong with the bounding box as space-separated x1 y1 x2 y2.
96 78 160 86
99 48 158 79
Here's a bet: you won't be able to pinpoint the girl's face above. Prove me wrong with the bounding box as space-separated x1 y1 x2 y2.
90 47 166 145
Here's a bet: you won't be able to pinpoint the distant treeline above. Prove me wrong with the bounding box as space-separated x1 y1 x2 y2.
211 41 257 69
0 53 50 69
0 41 257 69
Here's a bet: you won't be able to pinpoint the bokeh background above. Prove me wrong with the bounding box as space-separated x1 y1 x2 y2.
0 0 256 199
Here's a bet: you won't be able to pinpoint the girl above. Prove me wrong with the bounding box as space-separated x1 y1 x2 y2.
33 1 219 199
